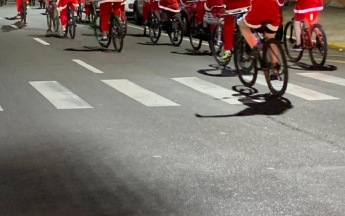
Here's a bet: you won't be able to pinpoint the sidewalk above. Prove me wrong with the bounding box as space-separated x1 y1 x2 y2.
282 6 345 50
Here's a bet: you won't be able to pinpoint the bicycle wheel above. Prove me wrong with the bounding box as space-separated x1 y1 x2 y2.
308 23 327 67
283 20 303 63
0 0 4 7
168 16 184 46
111 16 124 52
188 13 202 51
93 13 111 48
209 23 231 66
149 17 161 43
234 34 257 87
67 7 76 39
121 11 127 38
90 3 96 23
52 6 60 32
264 39 289 96
21 1 27 24
77 4 83 22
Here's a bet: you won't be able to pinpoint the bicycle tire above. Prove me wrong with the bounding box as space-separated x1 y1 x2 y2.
149 17 161 43
52 6 59 32
235 34 257 87
283 20 303 63
111 16 124 52
121 12 127 38
93 13 111 48
209 23 231 67
168 16 184 46
21 1 27 24
188 13 202 51
264 39 289 96
68 7 76 39
308 23 328 67
77 4 83 22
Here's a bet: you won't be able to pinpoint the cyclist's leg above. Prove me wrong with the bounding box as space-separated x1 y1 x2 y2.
292 12 304 51
60 7 68 34
196 2 205 25
16 0 23 18
112 2 121 18
142 1 150 24
222 15 235 59
100 2 111 41
151 0 161 22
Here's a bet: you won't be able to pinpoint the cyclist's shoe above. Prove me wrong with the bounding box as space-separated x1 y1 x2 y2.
100 37 108 45
142 20 148 26
61 29 67 37
222 51 232 60
270 64 281 81
292 44 302 51
250 45 261 59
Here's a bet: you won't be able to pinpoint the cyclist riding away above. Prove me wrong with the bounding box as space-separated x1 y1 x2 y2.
196 0 224 28
292 0 324 51
151 0 180 25
98 0 124 44
57 0 78 35
238 0 284 79
221 0 250 60
9 0 29 20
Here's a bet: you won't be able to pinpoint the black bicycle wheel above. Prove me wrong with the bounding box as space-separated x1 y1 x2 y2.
52 6 59 32
283 20 303 63
77 4 83 22
308 23 328 67
68 7 76 39
168 16 184 46
209 23 231 66
264 39 289 96
188 13 202 51
121 12 127 38
111 16 124 52
90 3 96 22
149 17 161 43
46 9 52 32
235 34 257 87
21 1 27 24
93 13 111 48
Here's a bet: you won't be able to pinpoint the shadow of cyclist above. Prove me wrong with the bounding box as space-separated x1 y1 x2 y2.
195 85 293 118
197 64 237 77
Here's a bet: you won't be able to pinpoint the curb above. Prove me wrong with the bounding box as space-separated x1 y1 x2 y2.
328 42 345 51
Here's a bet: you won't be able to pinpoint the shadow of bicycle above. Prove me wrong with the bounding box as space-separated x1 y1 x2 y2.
63 46 116 53
195 85 293 118
197 64 237 77
289 62 337 71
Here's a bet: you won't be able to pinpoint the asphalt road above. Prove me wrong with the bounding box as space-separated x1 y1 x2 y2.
1 5 345 216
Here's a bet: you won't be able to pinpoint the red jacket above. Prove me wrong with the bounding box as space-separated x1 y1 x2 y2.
294 0 323 14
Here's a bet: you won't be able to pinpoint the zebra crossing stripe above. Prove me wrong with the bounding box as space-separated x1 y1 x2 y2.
172 77 262 104
29 81 93 109
297 72 345 87
101 79 180 107
254 74 339 101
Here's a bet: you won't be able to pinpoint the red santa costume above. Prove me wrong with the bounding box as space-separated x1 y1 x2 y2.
158 0 180 13
222 0 250 51
98 0 124 32
197 0 223 23
57 0 78 29
142 0 151 22
243 0 284 32
294 0 323 21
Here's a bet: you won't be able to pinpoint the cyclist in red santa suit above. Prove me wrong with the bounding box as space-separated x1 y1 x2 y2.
57 0 78 35
292 0 323 51
221 0 250 60
196 0 224 26
142 0 151 26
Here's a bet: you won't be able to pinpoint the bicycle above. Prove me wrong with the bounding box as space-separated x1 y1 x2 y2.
188 5 222 52
20 0 27 24
283 16 327 66
208 8 249 66
148 11 184 46
93 4 124 52
64 2 77 38
46 0 59 34
236 21 288 96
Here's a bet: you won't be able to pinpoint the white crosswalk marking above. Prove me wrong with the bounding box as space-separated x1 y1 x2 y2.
254 75 339 101
101 79 180 107
0 106 3 111
172 77 262 104
30 81 93 109
297 72 345 87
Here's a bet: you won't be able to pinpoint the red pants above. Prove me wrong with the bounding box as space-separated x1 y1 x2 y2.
17 0 29 13
60 4 76 26
143 1 150 21
100 2 121 32
223 16 236 50
85 4 91 16
196 1 205 23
